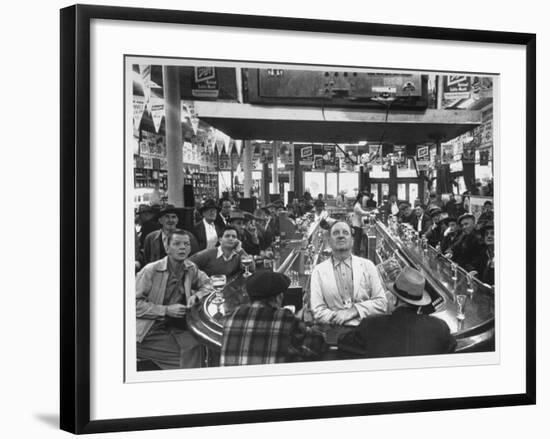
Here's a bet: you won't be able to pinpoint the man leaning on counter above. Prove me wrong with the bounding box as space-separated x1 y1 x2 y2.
310 221 388 326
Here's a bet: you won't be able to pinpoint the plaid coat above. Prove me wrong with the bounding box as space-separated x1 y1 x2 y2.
220 303 326 366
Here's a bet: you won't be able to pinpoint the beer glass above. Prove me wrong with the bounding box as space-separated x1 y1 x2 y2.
241 255 253 278
210 274 227 318
456 294 467 320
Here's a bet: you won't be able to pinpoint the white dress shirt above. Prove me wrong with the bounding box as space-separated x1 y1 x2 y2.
203 219 219 249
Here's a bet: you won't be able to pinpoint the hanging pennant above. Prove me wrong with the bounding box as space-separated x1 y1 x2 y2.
133 95 146 130
234 139 243 156
181 100 200 135
150 95 164 133
140 64 152 106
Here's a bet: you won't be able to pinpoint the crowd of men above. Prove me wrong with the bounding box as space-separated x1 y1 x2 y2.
353 192 494 285
133 191 491 371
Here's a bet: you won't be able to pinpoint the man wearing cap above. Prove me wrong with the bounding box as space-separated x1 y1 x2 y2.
229 210 261 255
476 201 494 230
440 216 459 253
338 266 456 358
136 229 214 369
193 199 223 251
445 213 484 272
189 225 255 278
424 207 445 247
143 205 200 265
310 221 387 326
220 271 326 365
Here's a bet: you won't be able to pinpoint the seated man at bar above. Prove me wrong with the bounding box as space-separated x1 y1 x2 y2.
440 216 459 253
337 266 456 357
220 271 326 366
136 230 214 369
398 202 414 224
445 213 484 272
410 204 432 235
228 210 261 255
143 205 200 264
476 223 495 285
424 207 445 247
189 226 255 278
310 221 387 326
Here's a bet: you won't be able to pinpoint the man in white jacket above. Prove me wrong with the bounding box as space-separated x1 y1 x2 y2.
310 221 388 326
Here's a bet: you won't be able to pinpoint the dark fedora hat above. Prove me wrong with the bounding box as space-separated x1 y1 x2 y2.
389 266 431 306
157 204 179 218
198 198 218 213
246 271 291 299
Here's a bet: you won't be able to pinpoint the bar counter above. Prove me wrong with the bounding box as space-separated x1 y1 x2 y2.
370 219 495 352
187 215 495 358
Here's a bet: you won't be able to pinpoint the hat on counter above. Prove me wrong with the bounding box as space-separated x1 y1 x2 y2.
457 213 476 224
389 266 431 306
198 198 218 213
157 204 179 218
246 271 291 299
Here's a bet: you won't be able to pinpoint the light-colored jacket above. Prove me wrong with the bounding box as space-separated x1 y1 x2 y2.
310 255 387 325
135 257 213 342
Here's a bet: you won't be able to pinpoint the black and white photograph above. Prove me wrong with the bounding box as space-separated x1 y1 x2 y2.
127 58 497 378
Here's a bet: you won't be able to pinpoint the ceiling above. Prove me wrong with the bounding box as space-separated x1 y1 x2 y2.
194 102 482 144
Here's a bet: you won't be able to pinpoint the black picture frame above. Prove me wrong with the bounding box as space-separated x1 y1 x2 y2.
60 4 536 434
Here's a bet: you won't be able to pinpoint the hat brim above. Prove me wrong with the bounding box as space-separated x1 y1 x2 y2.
199 206 218 213
388 282 432 306
157 209 178 218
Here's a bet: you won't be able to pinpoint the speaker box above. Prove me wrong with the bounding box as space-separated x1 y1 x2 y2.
178 207 195 231
238 197 257 213
183 184 195 207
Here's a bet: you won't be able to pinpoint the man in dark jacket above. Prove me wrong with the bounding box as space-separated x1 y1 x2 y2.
410 204 432 235
143 205 200 264
476 223 495 286
192 199 223 251
337 266 456 358
445 213 484 272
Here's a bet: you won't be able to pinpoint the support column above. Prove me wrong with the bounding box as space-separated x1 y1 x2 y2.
288 142 295 192
436 75 444 110
271 141 280 194
163 66 184 207
293 144 302 197
243 140 253 197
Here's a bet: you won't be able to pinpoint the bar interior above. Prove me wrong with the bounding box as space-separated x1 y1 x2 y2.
132 62 495 370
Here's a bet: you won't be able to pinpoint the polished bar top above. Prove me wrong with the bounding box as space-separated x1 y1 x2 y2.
372 220 495 351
